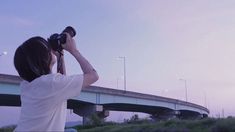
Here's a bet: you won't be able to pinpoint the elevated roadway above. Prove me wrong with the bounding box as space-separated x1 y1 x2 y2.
0 74 209 122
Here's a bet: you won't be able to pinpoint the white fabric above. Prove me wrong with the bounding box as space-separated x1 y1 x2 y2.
15 73 83 132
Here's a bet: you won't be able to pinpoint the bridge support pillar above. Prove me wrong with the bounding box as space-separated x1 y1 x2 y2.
150 110 180 121
202 114 208 118
73 104 109 125
177 111 204 120
82 110 109 125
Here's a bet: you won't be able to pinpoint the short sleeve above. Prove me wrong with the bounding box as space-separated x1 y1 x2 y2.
51 73 84 103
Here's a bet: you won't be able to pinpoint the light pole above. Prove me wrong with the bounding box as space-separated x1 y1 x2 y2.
161 89 169 97
179 79 188 102
116 78 120 89
118 56 126 92
203 91 207 108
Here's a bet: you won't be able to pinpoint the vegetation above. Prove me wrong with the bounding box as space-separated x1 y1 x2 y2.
0 125 16 132
1 115 235 132
72 115 235 132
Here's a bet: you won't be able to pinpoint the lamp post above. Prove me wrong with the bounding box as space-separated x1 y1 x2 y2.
161 89 169 97
203 91 207 108
116 78 120 89
179 79 188 102
118 56 126 92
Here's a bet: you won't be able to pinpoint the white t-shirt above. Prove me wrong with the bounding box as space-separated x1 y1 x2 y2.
15 73 83 132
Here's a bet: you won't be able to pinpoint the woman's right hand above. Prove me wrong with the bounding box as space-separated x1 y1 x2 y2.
62 33 99 88
62 33 78 54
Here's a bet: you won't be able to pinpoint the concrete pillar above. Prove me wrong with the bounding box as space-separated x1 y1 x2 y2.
97 110 110 118
177 111 202 119
82 110 109 125
73 105 103 117
73 104 109 125
82 116 91 125
202 114 208 118
150 110 180 121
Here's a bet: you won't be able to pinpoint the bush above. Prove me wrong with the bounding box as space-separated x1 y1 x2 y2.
75 118 235 132
0 125 16 132
88 113 104 126
124 114 152 125
211 118 235 132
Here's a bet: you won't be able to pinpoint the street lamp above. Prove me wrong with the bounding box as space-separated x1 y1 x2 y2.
0 51 7 56
116 77 120 89
179 79 188 102
203 90 207 108
161 89 169 97
118 56 126 92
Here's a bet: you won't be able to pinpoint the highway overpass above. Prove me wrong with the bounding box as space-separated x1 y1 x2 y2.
0 74 209 123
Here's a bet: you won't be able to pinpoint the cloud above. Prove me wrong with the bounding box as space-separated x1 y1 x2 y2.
0 15 37 27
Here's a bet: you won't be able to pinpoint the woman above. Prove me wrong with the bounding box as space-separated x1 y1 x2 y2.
14 33 98 131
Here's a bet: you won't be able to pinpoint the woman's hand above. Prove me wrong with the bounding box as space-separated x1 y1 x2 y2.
62 33 78 54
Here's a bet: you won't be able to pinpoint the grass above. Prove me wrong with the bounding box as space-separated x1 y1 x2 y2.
1 117 235 132
73 117 235 132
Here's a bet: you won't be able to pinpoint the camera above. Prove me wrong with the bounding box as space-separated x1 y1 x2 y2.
48 26 76 51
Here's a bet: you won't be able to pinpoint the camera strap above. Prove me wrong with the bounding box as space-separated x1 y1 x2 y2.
57 51 65 74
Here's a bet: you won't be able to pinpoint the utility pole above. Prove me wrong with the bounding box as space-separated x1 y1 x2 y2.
119 56 127 92
179 79 188 102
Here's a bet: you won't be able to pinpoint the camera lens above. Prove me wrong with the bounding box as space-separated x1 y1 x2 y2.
62 26 76 37
48 26 76 52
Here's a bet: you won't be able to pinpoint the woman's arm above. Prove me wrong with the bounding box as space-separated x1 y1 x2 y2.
63 33 99 88
52 50 66 75
70 50 98 88
57 54 66 75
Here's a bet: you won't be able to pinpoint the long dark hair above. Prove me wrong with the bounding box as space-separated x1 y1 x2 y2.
14 36 52 82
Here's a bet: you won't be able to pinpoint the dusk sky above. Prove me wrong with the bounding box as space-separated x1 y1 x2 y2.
1 0 235 126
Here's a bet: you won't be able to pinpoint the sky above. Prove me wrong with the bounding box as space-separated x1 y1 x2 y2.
1 0 235 126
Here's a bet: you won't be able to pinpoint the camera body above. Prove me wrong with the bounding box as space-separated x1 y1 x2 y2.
48 26 76 51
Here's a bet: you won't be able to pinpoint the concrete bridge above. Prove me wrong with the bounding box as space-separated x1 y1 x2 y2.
0 74 209 123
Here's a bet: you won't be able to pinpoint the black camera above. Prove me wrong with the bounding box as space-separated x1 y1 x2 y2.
48 26 76 52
